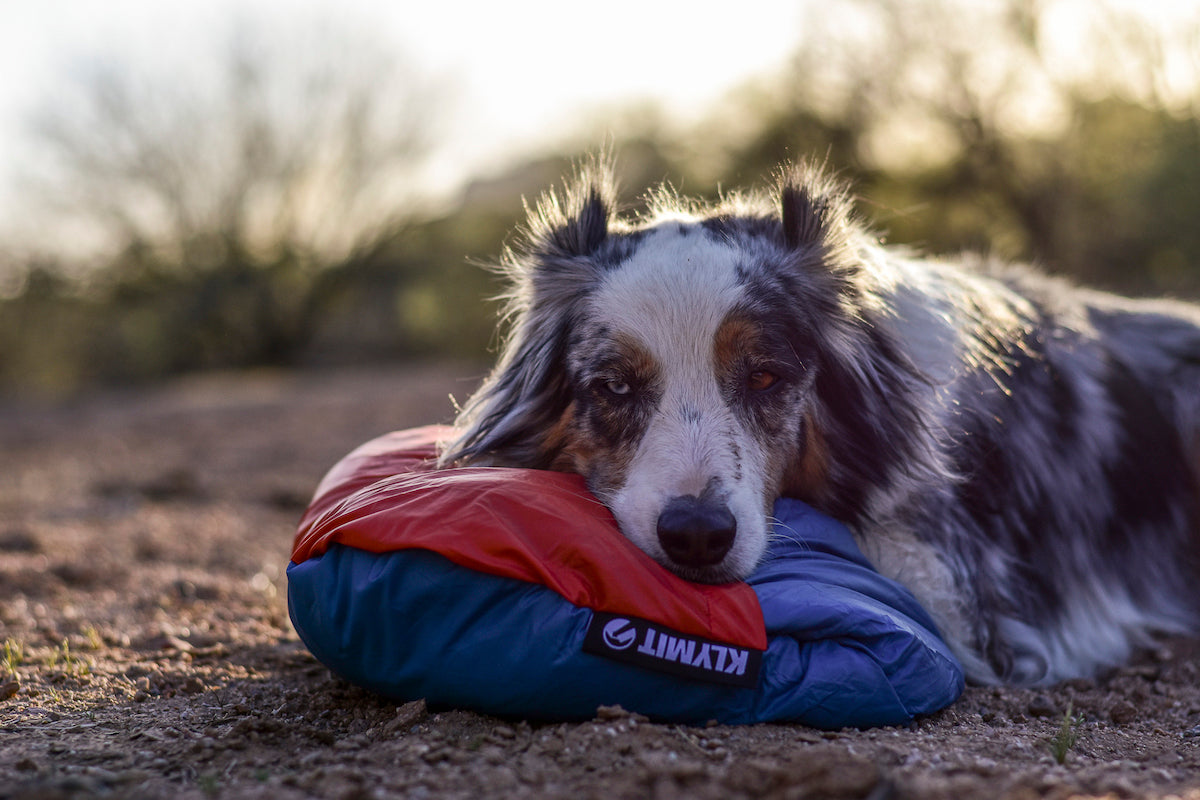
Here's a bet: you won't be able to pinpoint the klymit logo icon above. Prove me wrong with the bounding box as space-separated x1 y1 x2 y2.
602 618 637 650
583 612 762 688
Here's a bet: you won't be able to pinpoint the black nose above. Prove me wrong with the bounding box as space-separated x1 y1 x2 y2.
656 495 736 568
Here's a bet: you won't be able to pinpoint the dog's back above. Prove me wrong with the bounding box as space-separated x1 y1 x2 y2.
876 257 1200 683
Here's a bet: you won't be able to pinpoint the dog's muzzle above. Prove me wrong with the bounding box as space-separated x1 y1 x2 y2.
655 495 737 568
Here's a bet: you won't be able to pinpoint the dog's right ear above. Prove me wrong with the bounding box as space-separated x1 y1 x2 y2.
500 153 619 312
525 153 618 260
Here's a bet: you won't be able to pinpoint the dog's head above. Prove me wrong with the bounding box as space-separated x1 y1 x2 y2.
442 157 930 582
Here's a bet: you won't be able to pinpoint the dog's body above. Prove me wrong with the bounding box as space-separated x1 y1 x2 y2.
441 159 1200 685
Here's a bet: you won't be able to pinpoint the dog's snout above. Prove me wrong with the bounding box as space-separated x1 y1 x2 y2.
656 495 736 568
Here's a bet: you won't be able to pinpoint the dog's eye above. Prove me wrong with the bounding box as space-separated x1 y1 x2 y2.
604 380 632 397
747 370 779 392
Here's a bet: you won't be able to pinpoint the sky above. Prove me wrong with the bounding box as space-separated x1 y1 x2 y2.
1 0 1197 233
0 0 808 208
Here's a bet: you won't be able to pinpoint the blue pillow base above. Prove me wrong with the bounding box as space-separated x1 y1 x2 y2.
287 499 964 728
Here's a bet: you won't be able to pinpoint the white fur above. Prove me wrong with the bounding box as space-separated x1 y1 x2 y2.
588 223 770 580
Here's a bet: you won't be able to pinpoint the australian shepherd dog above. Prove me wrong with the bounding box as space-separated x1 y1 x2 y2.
439 156 1200 685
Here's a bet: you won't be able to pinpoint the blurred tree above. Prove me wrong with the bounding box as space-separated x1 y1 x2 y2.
684 0 1200 297
4 0 1197 399
21 16 442 375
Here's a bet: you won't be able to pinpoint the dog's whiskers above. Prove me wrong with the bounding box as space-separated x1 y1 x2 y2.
765 516 811 552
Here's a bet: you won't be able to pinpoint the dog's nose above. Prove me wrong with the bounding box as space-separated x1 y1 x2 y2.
656 495 736 568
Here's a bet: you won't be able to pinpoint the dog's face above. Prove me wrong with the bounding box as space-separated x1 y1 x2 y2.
443 159 915 584
549 223 821 582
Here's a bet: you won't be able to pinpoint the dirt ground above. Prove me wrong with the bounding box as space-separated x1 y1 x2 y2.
2 362 1200 800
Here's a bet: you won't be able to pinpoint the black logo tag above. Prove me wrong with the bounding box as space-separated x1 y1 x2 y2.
583 611 761 689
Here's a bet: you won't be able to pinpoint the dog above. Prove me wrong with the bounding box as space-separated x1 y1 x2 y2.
439 156 1200 685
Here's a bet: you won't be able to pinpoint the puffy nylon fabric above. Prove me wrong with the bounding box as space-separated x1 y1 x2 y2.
287 498 964 727
293 427 766 648
287 429 964 727
744 501 964 727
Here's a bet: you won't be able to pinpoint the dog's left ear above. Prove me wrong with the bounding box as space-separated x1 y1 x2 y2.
776 163 853 253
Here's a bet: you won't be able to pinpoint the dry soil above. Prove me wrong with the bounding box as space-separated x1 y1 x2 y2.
2 364 1199 800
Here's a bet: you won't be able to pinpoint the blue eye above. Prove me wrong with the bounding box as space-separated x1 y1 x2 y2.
605 380 632 396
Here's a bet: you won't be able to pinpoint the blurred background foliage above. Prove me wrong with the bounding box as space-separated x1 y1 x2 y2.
2 0 1198 399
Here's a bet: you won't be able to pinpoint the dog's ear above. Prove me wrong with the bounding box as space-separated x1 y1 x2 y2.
773 164 948 521
776 163 853 252
502 153 619 312
440 155 620 468
527 152 617 260
540 184 610 258
439 311 576 468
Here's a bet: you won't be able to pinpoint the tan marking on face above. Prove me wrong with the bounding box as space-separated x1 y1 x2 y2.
552 416 638 491
781 411 830 504
543 401 582 471
610 332 659 384
554 333 661 492
712 315 761 378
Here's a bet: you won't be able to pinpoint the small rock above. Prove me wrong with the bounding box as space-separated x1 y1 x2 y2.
0 528 40 553
0 677 20 701
49 562 109 588
378 699 427 736
971 757 999 774
664 758 706 780
595 704 631 721
1122 664 1160 680
1027 694 1059 718
264 487 311 511
14 757 38 772
134 634 192 653
140 468 205 502
159 635 193 652
1109 700 1138 725
420 746 452 763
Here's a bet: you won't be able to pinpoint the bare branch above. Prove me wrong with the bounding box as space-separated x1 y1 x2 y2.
23 14 442 275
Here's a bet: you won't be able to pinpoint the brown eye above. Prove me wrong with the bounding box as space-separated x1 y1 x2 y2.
747 370 778 392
